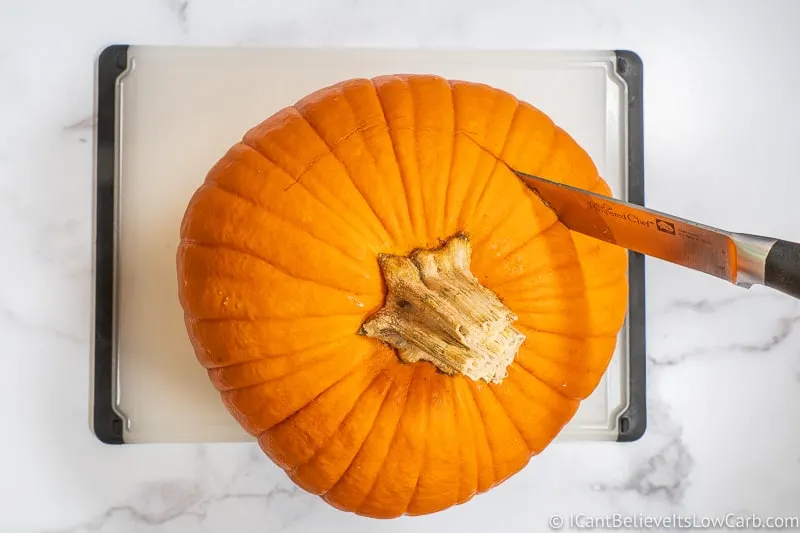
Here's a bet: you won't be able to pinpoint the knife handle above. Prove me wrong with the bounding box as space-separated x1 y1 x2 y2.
764 239 800 299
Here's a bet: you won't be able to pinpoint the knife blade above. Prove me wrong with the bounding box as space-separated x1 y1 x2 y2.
512 168 800 300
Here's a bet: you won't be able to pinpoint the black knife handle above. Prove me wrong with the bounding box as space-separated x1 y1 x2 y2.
764 239 800 299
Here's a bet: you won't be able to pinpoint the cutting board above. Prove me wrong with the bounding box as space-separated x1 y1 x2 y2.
91 45 645 445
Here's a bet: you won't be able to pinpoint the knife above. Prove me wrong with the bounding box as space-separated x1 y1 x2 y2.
512 169 800 300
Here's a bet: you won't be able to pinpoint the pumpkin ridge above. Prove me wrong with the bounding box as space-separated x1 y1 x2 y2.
469 102 521 227
469 185 529 251
240 136 388 249
203 149 380 260
535 127 601 192
347 363 421 512
464 380 524 485
291 107 396 247
290 368 395 496
463 382 498 486
186 313 366 323
324 119 385 149
450 379 480 501
469 379 531 458
221 344 374 398
178 245 373 320
204 178 382 260
443 96 458 237
515 323 617 343
202 334 356 367
508 277 626 322
407 76 455 241
373 77 428 243
455 377 494 491
514 332 619 400
440 85 457 238
406 79 428 240
265 112 396 249
500 216 560 262
456 112 558 251
399 377 434 517
499 277 594 301
449 379 464 506
405 373 463 515
485 381 543 452
494 286 590 310
368 79 418 243
454 91 503 231
454 112 560 248
284 368 390 478
476 220 566 289
227 141 390 251
231 350 370 435
469 170 559 253
338 86 413 243
357 364 432 518
264 355 389 472
506 361 575 402
179 240 375 296
509 114 560 180
473 203 560 266
502 272 626 301
512 349 595 402
184 314 366 369
489 366 579 452
206 337 355 389
323 364 415 505
514 313 618 338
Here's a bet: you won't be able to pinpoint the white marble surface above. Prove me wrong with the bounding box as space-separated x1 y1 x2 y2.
2 0 800 531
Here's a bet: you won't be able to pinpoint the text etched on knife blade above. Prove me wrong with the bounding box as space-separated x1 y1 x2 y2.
587 200 656 229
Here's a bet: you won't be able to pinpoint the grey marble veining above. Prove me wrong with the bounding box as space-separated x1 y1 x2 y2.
2 0 800 531
44 445 315 533
648 294 800 366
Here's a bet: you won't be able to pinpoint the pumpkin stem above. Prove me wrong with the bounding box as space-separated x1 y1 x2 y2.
359 234 525 384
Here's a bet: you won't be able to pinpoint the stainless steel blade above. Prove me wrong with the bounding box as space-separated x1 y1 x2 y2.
512 169 777 288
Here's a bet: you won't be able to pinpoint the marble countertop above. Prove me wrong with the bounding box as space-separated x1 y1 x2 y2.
3 1 800 531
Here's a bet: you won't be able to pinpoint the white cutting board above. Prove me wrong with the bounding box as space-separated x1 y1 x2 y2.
91 46 645 444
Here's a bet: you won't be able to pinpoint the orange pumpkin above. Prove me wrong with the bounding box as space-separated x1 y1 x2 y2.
176 74 628 518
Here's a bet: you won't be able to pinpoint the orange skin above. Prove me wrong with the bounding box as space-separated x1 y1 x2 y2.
177 75 628 518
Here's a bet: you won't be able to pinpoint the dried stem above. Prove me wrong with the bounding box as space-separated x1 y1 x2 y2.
359 234 525 384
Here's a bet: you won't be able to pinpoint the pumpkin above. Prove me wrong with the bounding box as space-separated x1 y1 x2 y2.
176 74 628 518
